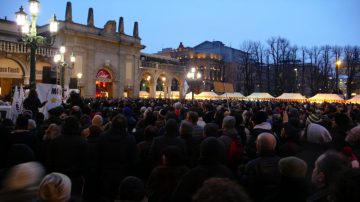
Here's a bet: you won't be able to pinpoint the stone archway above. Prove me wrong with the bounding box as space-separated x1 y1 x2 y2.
139 72 154 98
0 57 26 96
95 68 113 98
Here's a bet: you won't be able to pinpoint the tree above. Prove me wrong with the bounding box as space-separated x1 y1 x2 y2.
240 41 255 95
267 36 291 96
344 46 360 98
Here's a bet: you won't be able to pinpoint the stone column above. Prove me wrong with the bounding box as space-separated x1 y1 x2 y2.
84 50 96 98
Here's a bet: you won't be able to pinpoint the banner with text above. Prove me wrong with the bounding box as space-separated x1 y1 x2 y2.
36 83 62 119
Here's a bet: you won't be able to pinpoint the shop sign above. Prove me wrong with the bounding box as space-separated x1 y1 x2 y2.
0 66 22 78
96 69 112 82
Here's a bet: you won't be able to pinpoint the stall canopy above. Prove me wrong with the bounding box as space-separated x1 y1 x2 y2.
276 93 306 102
346 94 360 104
245 92 274 100
220 92 245 99
185 91 220 100
307 94 344 103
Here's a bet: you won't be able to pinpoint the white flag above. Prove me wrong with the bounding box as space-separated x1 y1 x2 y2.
11 86 20 122
19 85 25 113
183 80 189 97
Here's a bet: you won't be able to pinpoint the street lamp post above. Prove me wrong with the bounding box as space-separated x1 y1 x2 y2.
335 60 341 91
54 45 76 97
77 72 82 95
186 67 202 101
15 0 58 89
294 68 298 92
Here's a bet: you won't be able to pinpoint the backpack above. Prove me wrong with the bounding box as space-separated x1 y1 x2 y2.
227 136 243 166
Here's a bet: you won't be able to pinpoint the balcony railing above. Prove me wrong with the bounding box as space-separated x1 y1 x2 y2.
0 40 56 57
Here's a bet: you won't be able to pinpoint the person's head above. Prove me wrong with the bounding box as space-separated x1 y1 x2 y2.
38 172 72 202
92 114 103 127
3 161 44 191
334 113 350 128
345 125 360 145
200 137 225 164
256 132 277 154
161 146 186 166
192 178 251 202
186 111 199 124
279 156 307 178
328 168 360 202
62 116 80 136
312 151 349 187
111 114 128 134
165 119 178 136
252 111 268 125
144 125 158 141
117 176 146 202
28 119 37 130
222 115 236 130
203 123 219 138
44 124 61 141
28 89 38 98
15 114 29 130
179 121 193 138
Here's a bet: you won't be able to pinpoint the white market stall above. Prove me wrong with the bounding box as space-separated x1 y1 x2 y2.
220 92 245 100
346 94 360 104
185 91 220 100
245 92 274 101
307 93 344 103
275 93 307 102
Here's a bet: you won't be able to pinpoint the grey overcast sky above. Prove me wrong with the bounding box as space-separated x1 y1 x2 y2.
1 0 359 53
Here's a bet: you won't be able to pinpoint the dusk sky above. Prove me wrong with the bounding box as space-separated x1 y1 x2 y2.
1 0 359 53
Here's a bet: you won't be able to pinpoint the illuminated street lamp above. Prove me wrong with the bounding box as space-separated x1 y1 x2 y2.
15 0 58 89
54 45 76 96
77 72 82 95
186 67 202 100
335 60 341 90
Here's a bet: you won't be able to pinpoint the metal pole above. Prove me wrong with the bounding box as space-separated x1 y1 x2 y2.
61 64 65 98
29 44 36 89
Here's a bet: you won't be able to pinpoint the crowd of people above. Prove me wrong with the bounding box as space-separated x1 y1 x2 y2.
0 90 360 202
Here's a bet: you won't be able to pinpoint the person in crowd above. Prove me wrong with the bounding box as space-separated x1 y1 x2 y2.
98 114 139 201
41 123 61 169
23 89 47 119
0 162 45 202
81 114 103 138
49 116 87 197
345 124 360 159
278 110 302 157
203 123 220 138
116 176 147 202
137 125 158 180
38 172 72 202
218 115 243 170
179 121 201 167
307 150 349 202
192 177 252 202
266 156 311 202
297 113 332 181
202 104 215 124
147 146 189 202
242 132 280 202
10 114 39 156
184 111 204 137
149 119 186 166
246 111 273 159
172 137 233 202
328 168 360 202
330 112 351 151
